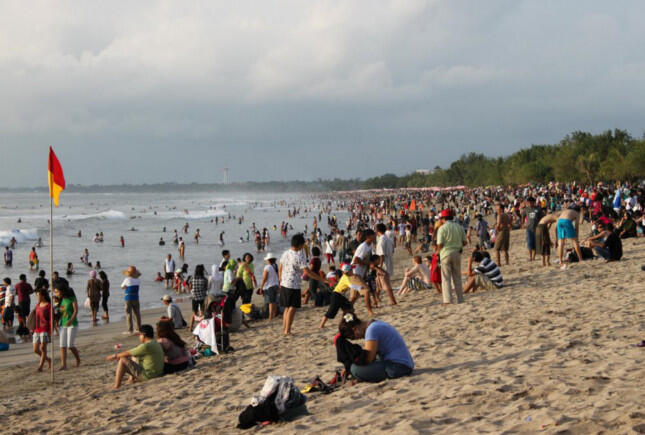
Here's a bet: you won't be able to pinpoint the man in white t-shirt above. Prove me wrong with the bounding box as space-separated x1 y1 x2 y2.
163 254 175 289
351 229 376 316
279 234 329 336
375 223 397 306
352 229 375 279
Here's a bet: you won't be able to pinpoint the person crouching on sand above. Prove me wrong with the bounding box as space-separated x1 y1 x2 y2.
106 324 164 389
338 313 414 382
319 264 360 328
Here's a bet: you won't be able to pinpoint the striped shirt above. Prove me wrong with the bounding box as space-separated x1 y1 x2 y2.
475 257 503 288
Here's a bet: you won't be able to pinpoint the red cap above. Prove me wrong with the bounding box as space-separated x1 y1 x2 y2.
440 209 452 218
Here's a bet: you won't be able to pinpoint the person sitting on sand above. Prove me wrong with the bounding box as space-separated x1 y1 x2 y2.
463 251 503 293
585 220 623 261
156 318 190 374
106 324 164 389
397 256 430 295
155 272 164 282
338 312 414 383
319 264 362 328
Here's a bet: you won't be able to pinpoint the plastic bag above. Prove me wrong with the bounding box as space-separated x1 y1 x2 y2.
83 297 91 309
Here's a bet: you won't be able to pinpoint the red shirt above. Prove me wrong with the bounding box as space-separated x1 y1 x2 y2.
34 302 52 334
15 282 33 303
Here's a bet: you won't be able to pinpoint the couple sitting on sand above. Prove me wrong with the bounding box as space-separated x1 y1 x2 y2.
106 318 192 389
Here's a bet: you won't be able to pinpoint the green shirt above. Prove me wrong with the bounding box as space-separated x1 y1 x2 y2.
59 297 78 327
129 340 164 380
236 262 255 290
436 221 466 260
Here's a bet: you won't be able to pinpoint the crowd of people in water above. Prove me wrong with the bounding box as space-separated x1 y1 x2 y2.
0 181 643 390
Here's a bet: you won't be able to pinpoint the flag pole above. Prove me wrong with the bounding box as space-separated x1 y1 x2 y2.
49 170 55 384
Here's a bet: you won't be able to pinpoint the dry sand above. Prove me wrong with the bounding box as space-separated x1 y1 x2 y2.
2 225 644 434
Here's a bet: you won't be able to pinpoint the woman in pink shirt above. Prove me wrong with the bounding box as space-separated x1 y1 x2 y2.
33 289 52 372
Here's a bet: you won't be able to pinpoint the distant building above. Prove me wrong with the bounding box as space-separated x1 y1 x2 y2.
415 169 431 175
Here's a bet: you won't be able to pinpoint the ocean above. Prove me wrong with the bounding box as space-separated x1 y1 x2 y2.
0 191 339 328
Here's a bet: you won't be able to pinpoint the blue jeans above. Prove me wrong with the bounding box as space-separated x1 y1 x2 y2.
350 360 413 382
594 247 611 260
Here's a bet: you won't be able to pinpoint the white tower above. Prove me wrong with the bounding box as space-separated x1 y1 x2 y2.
223 167 230 185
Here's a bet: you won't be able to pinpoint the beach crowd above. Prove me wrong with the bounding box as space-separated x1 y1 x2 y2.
1 181 643 392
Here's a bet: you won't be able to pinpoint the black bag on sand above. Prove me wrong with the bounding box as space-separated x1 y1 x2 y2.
334 334 367 373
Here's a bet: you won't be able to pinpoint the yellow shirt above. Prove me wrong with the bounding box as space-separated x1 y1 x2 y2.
334 274 352 294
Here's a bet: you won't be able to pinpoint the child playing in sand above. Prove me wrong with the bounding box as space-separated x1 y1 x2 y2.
319 264 362 328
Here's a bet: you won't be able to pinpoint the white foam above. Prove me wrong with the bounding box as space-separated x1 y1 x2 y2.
0 229 39 247
57 210 128 221
156 209 228 220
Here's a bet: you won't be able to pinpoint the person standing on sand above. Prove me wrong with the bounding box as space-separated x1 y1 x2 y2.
436 209 467 305
536 214 557 267
163 254 175 289
32 289 52 372
494 203 511 266
121 266 142 335
375 223 397 306
86 270 102 325
98 270 110 321
556 205 584 269
15 274 34 334
279 234 328 336
521 197 543 261
351 229 377 316
194 229 200 244
54 282 80 370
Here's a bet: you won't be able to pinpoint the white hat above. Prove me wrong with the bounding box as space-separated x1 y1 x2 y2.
341 264 352 273
264 252 276 261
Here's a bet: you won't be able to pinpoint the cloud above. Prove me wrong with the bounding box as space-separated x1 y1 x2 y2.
0 0 644 186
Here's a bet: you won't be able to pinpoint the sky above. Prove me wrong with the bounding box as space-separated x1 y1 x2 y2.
1 0 644 187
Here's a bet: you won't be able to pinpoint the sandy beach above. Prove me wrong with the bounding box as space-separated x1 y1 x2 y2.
2 224 644 434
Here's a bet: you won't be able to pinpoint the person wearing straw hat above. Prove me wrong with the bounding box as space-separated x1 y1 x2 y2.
121 266 142 335
257 252 279 320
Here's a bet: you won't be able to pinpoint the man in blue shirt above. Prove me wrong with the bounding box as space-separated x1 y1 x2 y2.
121 266 142 335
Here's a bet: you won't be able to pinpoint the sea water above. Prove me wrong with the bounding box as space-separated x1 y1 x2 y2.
0 191 339 328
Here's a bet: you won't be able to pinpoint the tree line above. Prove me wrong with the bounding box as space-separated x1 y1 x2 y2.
356 129 645 189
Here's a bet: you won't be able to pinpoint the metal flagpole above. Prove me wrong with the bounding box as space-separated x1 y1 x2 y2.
49 172 55 384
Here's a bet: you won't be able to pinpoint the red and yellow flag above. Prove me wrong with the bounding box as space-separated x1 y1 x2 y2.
48 147 65 207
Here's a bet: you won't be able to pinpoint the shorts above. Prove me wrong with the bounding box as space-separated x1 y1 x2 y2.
526 229 536 251
33 332 50 344
557 218 576 240
308 279 320 298
474 274 497 291
165 272 173 280
263 285 279 304
2 306 14 323
123 358 145 381
59 326 78 348
192 299 205 315
279 287 301 308
18 300 30 319
325 292 353 319
90 299 100 312
494 229 509 251
535 223 551 256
